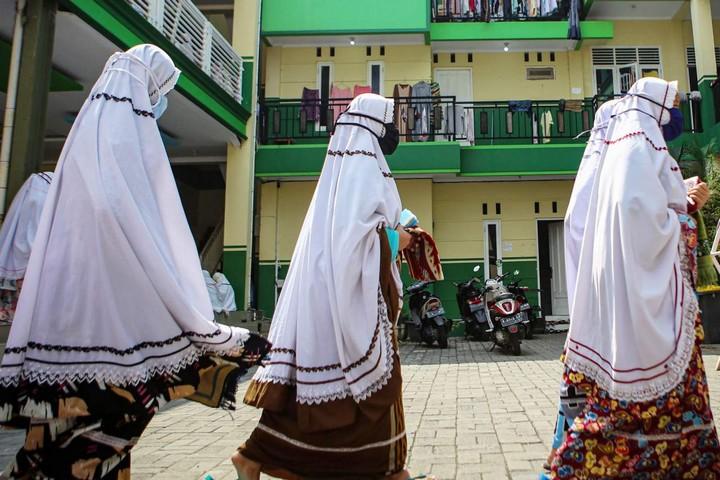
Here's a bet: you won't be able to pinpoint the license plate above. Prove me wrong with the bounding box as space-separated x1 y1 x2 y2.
426 308 445 318
500 313 524 328
469 302 484 312
520 303 531 311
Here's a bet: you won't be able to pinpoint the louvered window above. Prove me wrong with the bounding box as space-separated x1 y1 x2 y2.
686 47 720 66
592 47 661 67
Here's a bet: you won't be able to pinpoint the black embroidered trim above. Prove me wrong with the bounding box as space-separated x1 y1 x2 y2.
90 92 155 118
3 329 224 356
382 171 393 178
327 149 377 158
266 317 381 373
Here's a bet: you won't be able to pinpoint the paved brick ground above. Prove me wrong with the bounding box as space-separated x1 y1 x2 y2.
2 334 720 480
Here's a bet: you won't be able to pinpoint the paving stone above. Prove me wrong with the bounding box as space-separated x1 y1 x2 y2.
0 335 719 479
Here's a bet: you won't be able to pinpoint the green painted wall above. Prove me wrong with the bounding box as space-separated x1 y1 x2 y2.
224 249 247 308
461 143 585 177
256 142 461 177
257 142 586 178
430 20 613 42
261 0 430 37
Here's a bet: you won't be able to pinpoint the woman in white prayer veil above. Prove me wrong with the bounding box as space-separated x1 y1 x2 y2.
0 45 270 480
0 172 52 324
235 94 418 480
549 77 720 478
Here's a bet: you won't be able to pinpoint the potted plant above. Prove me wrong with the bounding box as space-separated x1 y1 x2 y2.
676 138 720 342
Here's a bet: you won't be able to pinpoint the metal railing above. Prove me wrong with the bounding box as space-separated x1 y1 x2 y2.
127 0 244 103
259 94 702 146
260 96 460 144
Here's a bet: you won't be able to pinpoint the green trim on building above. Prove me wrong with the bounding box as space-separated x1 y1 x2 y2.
261 0 430 37
461 143 585 177
0 40 83 93
241 59 254 113
256 142 462 178
61 0 249 138
430 20 613 42
224 248 247 307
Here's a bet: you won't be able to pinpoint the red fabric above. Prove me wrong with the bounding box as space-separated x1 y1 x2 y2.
403 228 444 281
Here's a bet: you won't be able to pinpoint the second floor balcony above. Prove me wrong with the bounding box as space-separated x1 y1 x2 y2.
259 94 702 147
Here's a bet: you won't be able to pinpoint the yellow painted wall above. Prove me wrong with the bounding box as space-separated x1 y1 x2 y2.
433 181 573 260
258 179 572 262
258 179 433 261
434 51 582 100
263 45 432 98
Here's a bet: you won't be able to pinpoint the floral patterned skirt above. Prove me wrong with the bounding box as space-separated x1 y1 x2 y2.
0 333 271 479
552 317 720 479
0 279 22 325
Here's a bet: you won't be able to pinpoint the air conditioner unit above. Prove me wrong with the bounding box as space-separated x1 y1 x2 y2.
526 67 555 81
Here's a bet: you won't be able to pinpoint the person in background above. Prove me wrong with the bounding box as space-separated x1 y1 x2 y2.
233 94 423 480
0 172 52 324
0 45 270 479
546 77 719 478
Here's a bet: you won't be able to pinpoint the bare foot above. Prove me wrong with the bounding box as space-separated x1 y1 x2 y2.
231 451 261 480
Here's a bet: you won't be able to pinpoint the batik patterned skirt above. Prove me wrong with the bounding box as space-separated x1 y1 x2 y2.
0 333 271 479
551 318 720 479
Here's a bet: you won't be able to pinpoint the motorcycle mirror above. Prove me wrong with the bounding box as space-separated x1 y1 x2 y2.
473 265 481 273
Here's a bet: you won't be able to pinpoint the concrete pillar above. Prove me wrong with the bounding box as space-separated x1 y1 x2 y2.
224 0 261 308
5 0 57 211
690 0 717 128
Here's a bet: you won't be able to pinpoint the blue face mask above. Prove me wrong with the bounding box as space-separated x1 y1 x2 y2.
661 107 683 141
153 95 168 120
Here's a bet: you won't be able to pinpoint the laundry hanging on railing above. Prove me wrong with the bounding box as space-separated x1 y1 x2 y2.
330 86 352 124
412 81 433 141
433 0 563 20
541 110 554 143
301 88 320 122
394 84 413 141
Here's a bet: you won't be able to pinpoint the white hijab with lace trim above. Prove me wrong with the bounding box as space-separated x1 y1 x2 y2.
0 172 53 282
252 93 402 405
564 78 694 402
0 45 249 387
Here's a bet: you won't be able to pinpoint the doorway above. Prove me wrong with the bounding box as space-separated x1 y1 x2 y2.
484 221 502 280
537 220 569 319
434 68 473 142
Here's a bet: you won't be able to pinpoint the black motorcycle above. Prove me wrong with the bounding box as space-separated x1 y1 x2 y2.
455 275 490 341
483 271 528 355
403 281 452 348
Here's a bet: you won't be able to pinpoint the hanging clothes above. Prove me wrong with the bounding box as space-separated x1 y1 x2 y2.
568 0 581 40
331 85 352 125
541 110 554 143
411 81 432 142
302 87 320 122
353 85 373 97
394 83 413 142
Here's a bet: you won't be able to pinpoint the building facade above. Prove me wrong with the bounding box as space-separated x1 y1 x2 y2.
249 0 720 331
1 0 719 334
